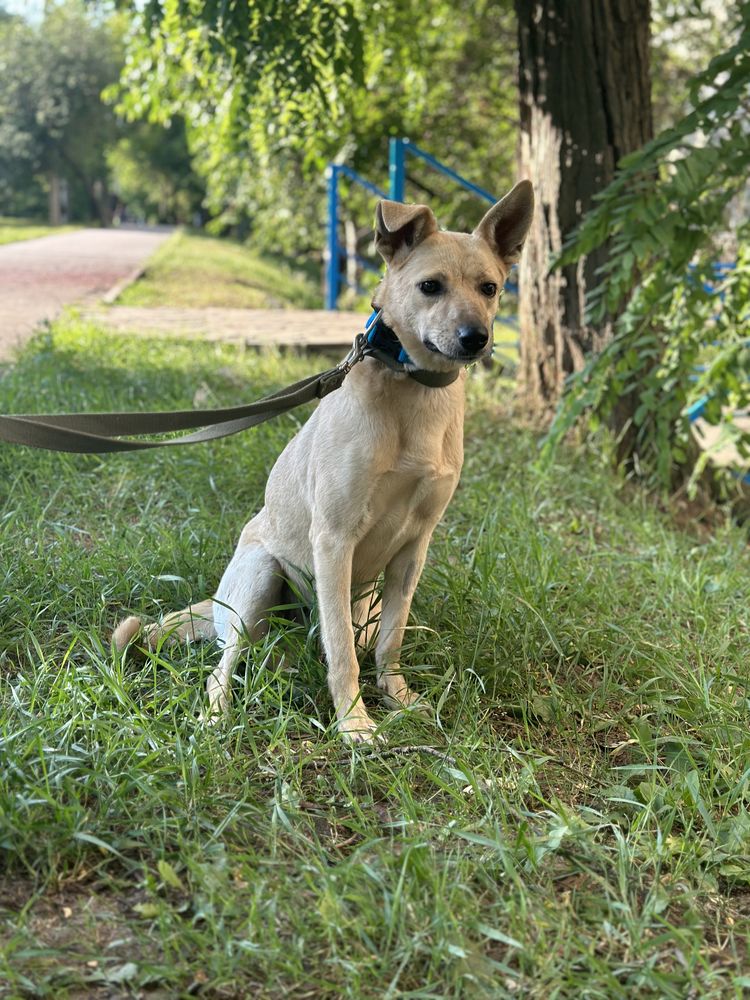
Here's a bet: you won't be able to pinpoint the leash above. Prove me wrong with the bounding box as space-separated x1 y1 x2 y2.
0 311 459 454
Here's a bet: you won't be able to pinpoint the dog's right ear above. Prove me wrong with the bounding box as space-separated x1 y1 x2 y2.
374 200 438 264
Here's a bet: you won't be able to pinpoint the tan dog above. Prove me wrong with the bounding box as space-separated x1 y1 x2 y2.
113 183 534 741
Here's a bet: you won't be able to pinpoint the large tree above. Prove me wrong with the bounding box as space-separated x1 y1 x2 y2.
515 0 653 413
544 2 750 490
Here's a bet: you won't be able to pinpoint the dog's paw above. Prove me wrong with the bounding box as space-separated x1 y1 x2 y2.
381 683 428 714
338 711 382 744
199 707 225 726
199 691 230 726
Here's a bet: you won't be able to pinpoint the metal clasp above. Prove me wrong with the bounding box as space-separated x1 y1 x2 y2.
317 311 383 399
338 309 382 376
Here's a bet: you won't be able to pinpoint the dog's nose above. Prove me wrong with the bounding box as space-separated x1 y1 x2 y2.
457 325 489 354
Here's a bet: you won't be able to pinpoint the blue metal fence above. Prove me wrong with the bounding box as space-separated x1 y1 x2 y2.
325 164 388 311
325 137 517 310
390 138 497 205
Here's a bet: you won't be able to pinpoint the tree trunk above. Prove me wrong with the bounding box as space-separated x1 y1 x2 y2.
48 173 61 225
515 0 653 414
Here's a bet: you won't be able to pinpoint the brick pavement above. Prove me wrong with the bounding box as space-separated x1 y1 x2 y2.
79 305 367 350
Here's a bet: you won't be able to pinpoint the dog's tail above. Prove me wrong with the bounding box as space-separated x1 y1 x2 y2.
112 599 216 652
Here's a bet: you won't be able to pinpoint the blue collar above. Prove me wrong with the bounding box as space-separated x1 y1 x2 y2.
365 310 413 365
361 310 461 388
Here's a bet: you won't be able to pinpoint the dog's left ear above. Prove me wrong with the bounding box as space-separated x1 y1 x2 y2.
474 180 534 267
374 200 438 264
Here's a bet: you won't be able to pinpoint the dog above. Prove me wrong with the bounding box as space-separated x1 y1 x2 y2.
113 183 534 742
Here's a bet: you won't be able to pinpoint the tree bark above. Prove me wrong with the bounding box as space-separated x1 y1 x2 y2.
515 0 653 414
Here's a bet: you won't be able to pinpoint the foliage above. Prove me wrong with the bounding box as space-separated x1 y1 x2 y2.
543 1 750 492
0 1 206 226
0 1 124 222
650 0 746 131
2 318 750 994
106 119 205 224
112 0 517 257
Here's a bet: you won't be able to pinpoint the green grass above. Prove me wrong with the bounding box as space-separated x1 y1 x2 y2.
117 230 322 309
0 217 79 246
1 318 750 998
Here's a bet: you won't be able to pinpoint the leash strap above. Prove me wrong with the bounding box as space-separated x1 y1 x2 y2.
0 367 348 453
0 312 458 453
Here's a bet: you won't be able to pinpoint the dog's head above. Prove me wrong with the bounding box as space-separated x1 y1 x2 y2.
373 181 534 371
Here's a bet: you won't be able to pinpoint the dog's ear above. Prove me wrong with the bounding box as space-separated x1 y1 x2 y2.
474 181 534 267
374 200 438 264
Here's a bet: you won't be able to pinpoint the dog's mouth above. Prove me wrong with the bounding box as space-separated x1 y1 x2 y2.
424 338 487 362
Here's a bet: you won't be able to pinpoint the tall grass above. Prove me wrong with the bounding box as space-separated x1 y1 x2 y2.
1 318 748 998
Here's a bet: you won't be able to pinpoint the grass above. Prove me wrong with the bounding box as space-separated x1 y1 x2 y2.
0 217 79 246
1 318 749 998
116 230 322 309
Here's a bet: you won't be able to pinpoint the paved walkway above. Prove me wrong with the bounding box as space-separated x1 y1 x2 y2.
0 226 172 360
80 305 367 350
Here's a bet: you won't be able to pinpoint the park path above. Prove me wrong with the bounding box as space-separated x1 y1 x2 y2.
0 226 172 360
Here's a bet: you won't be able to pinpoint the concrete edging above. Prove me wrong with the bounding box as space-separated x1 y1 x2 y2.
101 262 148 304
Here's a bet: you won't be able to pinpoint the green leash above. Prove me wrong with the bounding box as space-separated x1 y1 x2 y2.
0 313 459 454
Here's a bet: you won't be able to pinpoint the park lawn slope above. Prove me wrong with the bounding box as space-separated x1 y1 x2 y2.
0 318 749 998
116 229 322 309
0 217 79 245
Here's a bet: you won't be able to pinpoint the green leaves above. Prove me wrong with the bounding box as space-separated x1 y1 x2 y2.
547 1 750 490
112 0 517 257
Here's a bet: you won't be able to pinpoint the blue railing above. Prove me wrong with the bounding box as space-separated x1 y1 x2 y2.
325 137 517 310
389 138 497 205
325 164 387 311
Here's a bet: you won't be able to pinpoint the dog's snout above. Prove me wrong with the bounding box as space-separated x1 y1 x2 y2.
456 325 489 354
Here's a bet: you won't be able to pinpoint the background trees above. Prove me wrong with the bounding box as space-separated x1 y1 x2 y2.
0 2 122 222
106 120 204 226
112 0 518 254
0 2 127 222
3 0 747 490
0 0 203 225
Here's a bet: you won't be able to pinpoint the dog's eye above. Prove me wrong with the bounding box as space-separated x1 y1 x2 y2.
418 279 443 296
480 282 498 297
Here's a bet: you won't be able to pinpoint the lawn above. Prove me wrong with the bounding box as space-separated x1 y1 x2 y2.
1 318 749 998
116 230 322 309
0 217 79 246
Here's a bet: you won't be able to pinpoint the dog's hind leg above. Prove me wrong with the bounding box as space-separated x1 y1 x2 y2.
113 599 216 652
206 542 284 717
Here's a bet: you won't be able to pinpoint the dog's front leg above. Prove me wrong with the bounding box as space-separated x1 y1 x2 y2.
375 535 432 709
312 530 378 742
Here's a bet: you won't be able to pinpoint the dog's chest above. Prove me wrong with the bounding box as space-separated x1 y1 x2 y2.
351 417 461 579
378 405 459 492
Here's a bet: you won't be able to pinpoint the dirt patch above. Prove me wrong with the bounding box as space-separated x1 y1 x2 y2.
0 875 157 997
